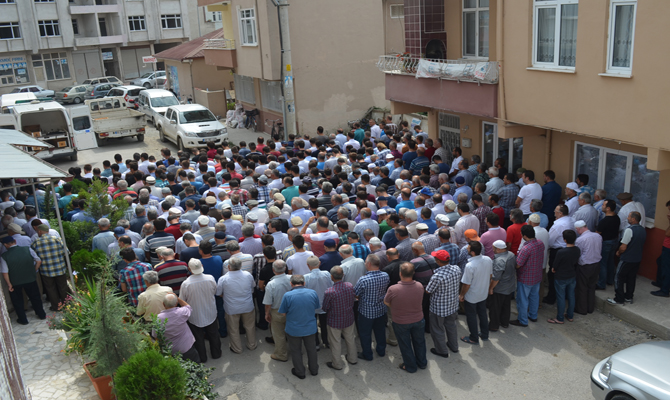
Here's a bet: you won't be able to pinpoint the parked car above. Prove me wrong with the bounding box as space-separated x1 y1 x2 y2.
10 85 55 98
591 341 670 400
136 89 179 125
85 83 120 100
130 71 166 89
81 76 123 88
105 85 146 109
55 85 89 104
153 77 167 90
86 97 147 145
155 104 228 150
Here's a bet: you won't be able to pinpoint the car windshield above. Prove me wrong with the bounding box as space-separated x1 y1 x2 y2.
61 87 73 92
140 72 153 79
128 89 144 96
150 96 179 108
179 110 216 124
82 80 93 85
10 89 20 93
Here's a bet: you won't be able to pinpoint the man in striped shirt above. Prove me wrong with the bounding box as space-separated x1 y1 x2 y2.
143 218 176 265
154 248 189 296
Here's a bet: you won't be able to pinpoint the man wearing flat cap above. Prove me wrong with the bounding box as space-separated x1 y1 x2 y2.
2 236 46 324
488 240 516 331
616 192 646 235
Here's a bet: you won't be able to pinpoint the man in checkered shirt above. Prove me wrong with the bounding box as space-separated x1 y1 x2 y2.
499 173 520 227
426 249 461 357
510 225 545 327
321 265 358 370
353 254 390 361
119 248 153 307
31 224 69 311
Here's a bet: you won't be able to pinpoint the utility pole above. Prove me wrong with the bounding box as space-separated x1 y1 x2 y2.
276 0 296 140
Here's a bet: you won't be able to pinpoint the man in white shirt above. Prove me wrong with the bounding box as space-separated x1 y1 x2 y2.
369 119 382 140
544 205 575 305
564 182 581 217
515 170 543 218
344 133 361 151
303 255 334 348
286 235 315 275
617 192 646 233
216 257 257 354
339 245 366 286
573 192 600 232
449 147 464 176
485 166 504 195
453 204 481 248
459 241 493 344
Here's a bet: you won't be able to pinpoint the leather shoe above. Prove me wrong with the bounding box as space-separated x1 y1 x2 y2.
326 361 342 370
16 319 29 325
430 348 449 358
651 281 662 288
529 318 537 323
265 336 275 344
509 319 528 327
291 368 305 379
651 290 670 298
357 352 372 361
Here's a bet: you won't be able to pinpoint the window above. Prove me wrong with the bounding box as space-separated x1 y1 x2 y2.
128 16 146 32
206 11 222 22
71 19 78 35
0 0 16 3
0 56 29 85
239 8 257 46
34 0 55 2
463 0 489 58
72 116 91 131
533 0 578 68
482 122 524 176
606 0 636 74
260 80 282 112
38 20 60 37
32 53 70 81
390 4 404 19
574 142 658 223
0 22 20 39
161 14 182 29
233 74 255 105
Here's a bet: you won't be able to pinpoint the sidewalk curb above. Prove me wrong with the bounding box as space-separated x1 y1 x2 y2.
596 297 670 340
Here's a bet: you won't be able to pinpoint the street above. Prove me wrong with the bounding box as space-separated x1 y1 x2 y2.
200 305 657 400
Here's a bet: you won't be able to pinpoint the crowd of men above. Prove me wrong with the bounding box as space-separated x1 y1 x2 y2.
1 119 669 376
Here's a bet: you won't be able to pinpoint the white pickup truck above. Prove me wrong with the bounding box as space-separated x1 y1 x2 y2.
86 97 147 146
155 104 228 150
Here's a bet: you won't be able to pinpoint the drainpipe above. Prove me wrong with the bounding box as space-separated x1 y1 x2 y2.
496 0 507 122
545 129 552 171
272 0 296 139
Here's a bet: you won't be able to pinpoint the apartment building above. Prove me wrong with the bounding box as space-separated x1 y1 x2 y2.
0 0 219 94
198 0 396 134
378 0 669 279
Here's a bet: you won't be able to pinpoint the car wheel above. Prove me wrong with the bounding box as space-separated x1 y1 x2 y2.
73 97 82 104
70 151 78 161
158 126 166 142
610 395 634 400
96 135 105 147
143 83 151 89
178 137 184 151
137 134 145 142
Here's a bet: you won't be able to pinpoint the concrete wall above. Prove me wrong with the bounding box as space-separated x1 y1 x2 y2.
230 0 281 81
164 58 233 101
383 0 405 55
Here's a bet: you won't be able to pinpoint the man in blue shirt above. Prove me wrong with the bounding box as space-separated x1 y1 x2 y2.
318 239 343 272
279 275 320 379
541 170 562 225
395 189 415 213
453 176 473 203
402 141 418 170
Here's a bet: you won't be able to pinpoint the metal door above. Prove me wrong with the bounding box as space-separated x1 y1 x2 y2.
68 106 97 150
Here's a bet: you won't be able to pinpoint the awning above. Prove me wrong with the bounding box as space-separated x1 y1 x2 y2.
0 128 51 148
0 145 69 180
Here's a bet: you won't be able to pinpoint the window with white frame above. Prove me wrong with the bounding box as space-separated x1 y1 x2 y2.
463 0 489 58
0 0 16 4
34 0 55 2
260 80 282 112
206 11 222 22
533 0 578 68
438 112 461 155
0 22 20 39
128 16 146 31
482 121 524 176
239 8 257 46
574 142 658 223
390 4 404 19
38 20 60 37
31 53 71 81
606 0 636 74
161 14 182 29
233 74 255 105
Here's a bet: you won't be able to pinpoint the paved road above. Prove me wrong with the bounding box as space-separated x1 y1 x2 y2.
48 123 269 172
202 305 657 400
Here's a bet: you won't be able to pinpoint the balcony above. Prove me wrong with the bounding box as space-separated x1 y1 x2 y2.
203 38 236 69
378 55 499 118
75 34 126 47
69 4 121 14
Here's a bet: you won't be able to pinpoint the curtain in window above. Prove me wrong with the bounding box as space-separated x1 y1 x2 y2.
612 4 635 68
478 10 489 58
536 8 556 63
559 4 578 66
463 12 476 56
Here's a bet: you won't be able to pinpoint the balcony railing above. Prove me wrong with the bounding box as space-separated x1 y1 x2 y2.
204 38 236 50
377 55 499 84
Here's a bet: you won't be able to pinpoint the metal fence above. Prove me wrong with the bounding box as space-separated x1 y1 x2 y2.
377 55 499 84
204 38 236 50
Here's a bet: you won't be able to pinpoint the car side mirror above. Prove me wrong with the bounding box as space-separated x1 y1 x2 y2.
170 120 176 125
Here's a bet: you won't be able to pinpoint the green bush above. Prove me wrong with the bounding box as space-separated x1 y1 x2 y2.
71 249 108 285
114 349 186 400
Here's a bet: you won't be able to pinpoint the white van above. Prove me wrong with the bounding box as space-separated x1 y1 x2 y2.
136 89 179 126
1 93 37 113
0 101 80 160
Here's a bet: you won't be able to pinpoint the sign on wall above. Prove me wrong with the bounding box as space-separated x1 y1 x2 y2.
102 52 114 61
142 56 157 64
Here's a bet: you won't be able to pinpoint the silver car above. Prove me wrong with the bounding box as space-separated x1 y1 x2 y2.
54 85 89 104
130 71 166 89
591 341 670 400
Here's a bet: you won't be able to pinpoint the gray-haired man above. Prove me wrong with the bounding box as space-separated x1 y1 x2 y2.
136 270 173 322
263 260 292 361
